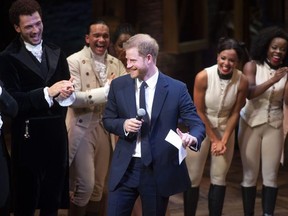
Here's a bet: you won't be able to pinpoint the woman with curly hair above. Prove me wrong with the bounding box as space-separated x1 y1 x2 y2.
238 26 288 216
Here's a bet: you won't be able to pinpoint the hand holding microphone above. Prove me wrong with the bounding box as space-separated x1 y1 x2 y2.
124 108 146 138
136 108 146 121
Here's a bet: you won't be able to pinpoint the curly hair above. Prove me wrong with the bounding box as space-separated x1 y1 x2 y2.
9 0 42 26
250 26 288 65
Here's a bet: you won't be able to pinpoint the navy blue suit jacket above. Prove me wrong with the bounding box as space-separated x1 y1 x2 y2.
103 72 205 196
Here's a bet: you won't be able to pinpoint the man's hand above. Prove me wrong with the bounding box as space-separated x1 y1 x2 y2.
48 79 74 99
176 128 197 148
124 118 143 133
106 72 116 85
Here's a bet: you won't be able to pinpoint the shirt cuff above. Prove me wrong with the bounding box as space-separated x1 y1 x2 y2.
44 87 53 107
55 92 76 107
123 121 129 136
189 141 199 152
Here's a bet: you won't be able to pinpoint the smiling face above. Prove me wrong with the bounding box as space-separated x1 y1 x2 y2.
85 23 110 56
267 37 288 66
217 49 238 75
126 47 148 80
14 11 43 45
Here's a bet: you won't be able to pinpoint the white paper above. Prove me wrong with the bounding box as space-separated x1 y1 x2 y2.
165 129 187 164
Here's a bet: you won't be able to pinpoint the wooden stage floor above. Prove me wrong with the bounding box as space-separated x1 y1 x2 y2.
168 149 288 216
46 149 288 216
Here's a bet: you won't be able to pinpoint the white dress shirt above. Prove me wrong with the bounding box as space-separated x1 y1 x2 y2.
133 70 159 157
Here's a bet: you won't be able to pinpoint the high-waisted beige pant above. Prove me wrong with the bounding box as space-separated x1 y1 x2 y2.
70 121 112 206
238 118 283 187
186 128 235 186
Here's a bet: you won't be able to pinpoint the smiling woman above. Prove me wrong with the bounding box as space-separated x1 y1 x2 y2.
110 23 136 67
185 37 249 216
238 26 288 216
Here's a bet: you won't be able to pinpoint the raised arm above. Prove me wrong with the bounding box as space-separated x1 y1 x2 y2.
244 61 288 99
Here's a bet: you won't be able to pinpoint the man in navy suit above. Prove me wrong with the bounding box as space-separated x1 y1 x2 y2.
103 33 206 216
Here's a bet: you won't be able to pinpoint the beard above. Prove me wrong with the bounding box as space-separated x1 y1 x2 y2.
129 66 148 80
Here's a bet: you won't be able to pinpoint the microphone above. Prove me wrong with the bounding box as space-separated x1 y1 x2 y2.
127 108 146 139
136 108 146 121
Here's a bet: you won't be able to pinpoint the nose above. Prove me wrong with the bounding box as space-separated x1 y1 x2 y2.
223 59 229 65
99 36 106 42
32 25 39 33
126 60 132 68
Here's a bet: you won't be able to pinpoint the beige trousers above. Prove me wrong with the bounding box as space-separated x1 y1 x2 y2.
70 121 112 206
238 118 283 187
186 128 235 186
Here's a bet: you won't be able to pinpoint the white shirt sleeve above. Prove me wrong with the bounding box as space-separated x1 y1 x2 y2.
55 92 76 107
43 87 53 107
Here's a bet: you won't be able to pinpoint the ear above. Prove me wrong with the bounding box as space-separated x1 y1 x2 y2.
85 34 89 45
14 24 20 33
146 54 153 63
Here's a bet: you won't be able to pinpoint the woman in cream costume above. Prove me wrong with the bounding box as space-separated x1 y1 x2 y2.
238 26 288 216
185 38 248 216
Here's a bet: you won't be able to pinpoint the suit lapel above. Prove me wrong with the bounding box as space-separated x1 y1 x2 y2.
12 46 42 78
124 77 137 118
11 42 60 82
45 44 60 81
150 73 168 130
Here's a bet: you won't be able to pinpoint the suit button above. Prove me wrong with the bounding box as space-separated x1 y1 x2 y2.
88 95 92 99
86 72 89 76
78 119 83 123
82 60 86 64
86 84 90 88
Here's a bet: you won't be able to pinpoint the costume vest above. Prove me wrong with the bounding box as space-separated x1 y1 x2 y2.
205 64 242 130
240 62 287 128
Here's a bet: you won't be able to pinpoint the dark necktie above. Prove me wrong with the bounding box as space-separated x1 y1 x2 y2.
139 81 152 166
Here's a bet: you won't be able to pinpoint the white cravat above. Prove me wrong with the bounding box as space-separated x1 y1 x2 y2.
90 48 107 84
24 40 43 62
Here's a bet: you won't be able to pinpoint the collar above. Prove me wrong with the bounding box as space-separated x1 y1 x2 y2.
137 70 159 89
24 40 43 52
217 69 233 80
264 58 282 70
89 47 107 64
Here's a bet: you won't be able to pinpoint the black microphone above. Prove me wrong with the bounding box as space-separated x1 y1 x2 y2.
128 108 146 139
136 108 146 121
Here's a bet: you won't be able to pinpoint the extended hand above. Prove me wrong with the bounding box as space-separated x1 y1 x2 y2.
176 128 197 148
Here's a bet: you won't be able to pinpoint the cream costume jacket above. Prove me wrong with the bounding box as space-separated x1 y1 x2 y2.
66 46 126 165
